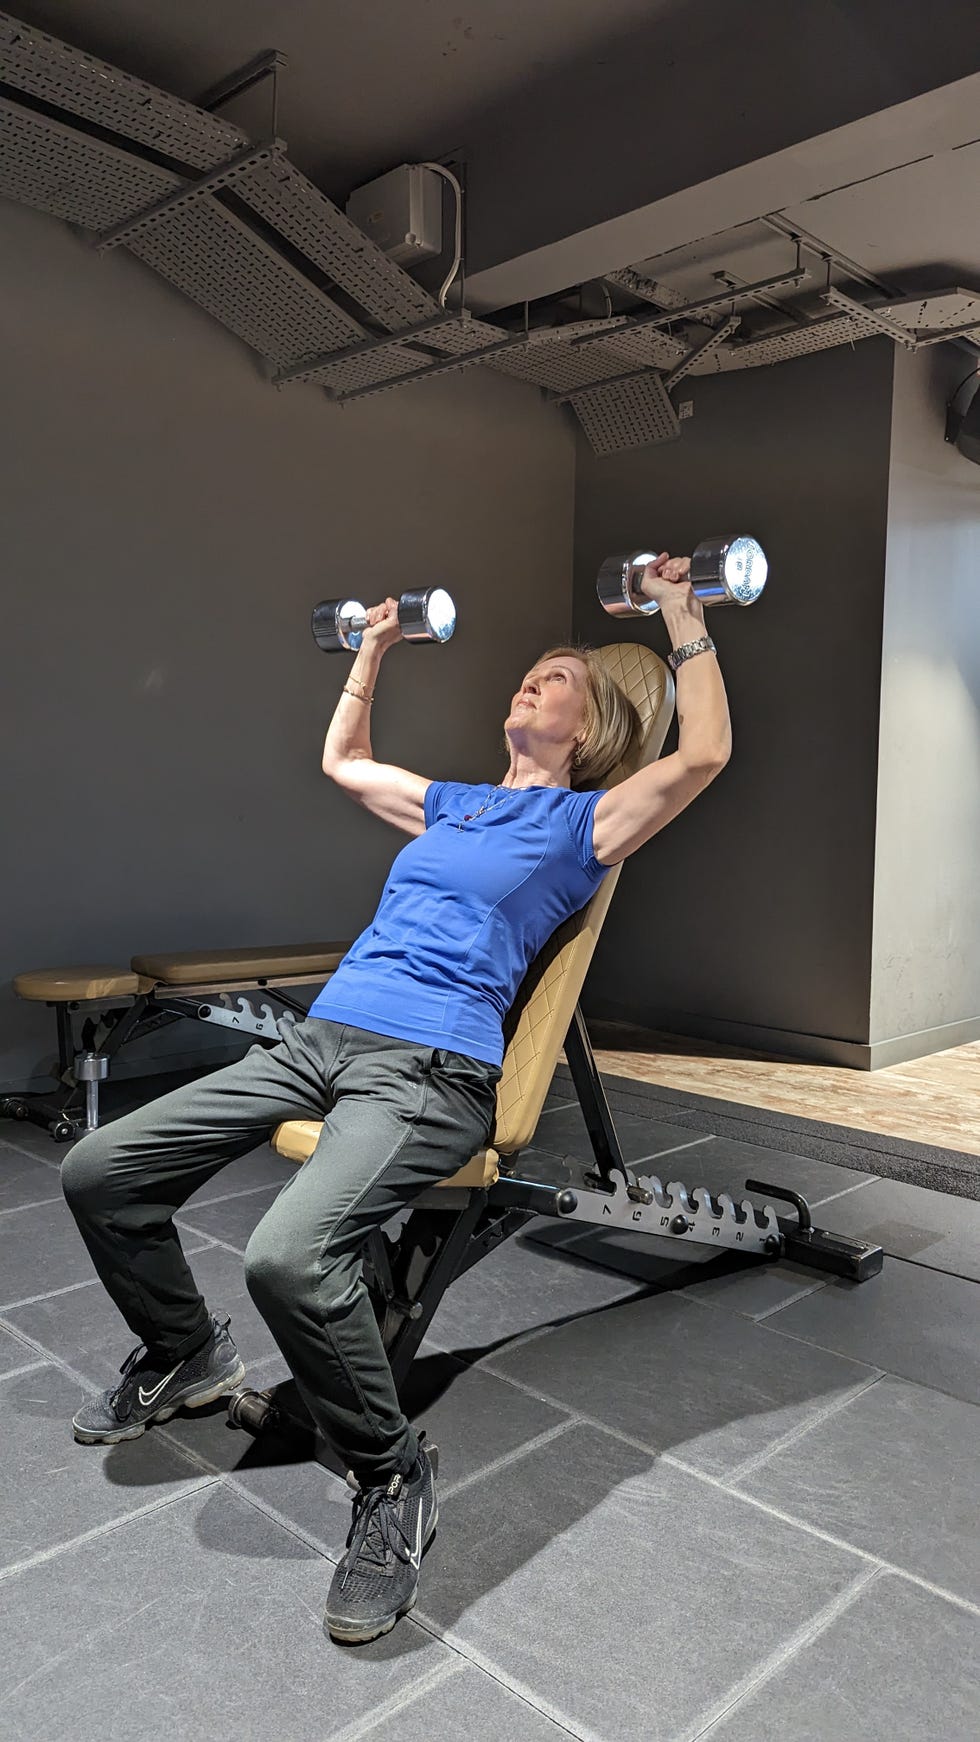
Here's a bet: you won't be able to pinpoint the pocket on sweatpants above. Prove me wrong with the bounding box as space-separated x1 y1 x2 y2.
428 1049 502 1139
430 1048 502 1086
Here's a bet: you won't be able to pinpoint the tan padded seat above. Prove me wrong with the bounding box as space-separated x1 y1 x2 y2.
131 942 350 985
272 1120 501 1189
272 644 674 1190
13 965 141 1002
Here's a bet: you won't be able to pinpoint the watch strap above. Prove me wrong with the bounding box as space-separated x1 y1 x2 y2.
667 635 716 673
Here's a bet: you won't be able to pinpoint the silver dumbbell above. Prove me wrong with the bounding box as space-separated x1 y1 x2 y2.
312 587 457 652
597 535 768 617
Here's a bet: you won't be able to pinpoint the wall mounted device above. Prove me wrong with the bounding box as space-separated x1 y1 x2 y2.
345 163 444 264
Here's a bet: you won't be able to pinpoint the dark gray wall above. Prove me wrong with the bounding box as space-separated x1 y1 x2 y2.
870 346 980 1059
573 339 896 1062
0 199 575 1093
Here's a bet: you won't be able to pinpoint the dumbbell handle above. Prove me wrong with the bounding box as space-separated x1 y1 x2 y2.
312 587 456 653
598 534 768 617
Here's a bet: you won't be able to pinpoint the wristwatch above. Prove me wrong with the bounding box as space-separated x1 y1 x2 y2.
667 635 716 673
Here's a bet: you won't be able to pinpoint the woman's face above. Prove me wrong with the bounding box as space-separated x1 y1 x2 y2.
504 656 589 760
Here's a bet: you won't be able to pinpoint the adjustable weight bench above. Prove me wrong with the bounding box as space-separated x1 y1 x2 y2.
227 644 881 1450
3 942 350 1141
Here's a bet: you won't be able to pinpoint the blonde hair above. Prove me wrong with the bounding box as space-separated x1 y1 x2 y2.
536 644 643 789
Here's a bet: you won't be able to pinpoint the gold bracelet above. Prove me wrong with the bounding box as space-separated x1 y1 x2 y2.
346 674 371 694
343 684 373 705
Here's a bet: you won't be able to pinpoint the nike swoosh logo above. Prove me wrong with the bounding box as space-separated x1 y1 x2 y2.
137 1363 183 1408
407 1504 425 1571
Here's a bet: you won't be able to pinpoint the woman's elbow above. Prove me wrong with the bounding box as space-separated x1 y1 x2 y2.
321 752 351 785
683 741 731 782
322 754 371 794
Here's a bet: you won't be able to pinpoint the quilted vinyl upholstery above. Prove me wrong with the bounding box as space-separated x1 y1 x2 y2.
272 642 674 1171
491 642 673 1153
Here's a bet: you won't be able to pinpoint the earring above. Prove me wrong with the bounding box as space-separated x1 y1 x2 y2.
571 743 583 770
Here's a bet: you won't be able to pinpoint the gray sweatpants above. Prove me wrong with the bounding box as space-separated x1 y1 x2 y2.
61 1018 501 1483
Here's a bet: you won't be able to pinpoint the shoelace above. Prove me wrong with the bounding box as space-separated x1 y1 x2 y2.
108 1343 152 1417
106 1319 222 1419
341 1480 413 1588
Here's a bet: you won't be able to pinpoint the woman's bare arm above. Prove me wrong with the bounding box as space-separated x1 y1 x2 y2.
592 558 731 866
321 598 432 836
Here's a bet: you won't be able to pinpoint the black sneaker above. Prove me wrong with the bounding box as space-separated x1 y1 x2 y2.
325 1435 439 1644
72 1314 245 1445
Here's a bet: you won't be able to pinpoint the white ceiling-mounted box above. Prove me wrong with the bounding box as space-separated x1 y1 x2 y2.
345 163 443 264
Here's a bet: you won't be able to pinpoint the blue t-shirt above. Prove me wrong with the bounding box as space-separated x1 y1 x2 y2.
307 781 610 1065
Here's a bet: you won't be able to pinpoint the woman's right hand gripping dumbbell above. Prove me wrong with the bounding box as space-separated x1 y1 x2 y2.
360 597 405 655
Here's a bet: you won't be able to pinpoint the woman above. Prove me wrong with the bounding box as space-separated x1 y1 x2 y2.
61 552 730 1644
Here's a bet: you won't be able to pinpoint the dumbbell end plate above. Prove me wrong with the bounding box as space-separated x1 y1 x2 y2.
693 536 768 605
597 552 663 617
400 586 456 643
312 598 365 652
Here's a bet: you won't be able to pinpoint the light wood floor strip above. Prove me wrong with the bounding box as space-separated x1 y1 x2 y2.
582 1027 980 1157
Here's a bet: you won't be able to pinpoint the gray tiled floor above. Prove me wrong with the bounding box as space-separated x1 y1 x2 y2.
1 1095 978 1742
484 1287 882 1476
705 1572 980 1742
737 1375 980 1604
0 1484 448 1742
425 1218 653 1355
0 1361 204 1573
763 1255 980 1405
357 1659 579 1740
175 1182 285 1250
0 1140 63 1212
417 1424 868 1742
3 1242 281 1386
796 1173 980 1281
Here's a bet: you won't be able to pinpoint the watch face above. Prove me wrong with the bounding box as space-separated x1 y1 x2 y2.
724 537 768 604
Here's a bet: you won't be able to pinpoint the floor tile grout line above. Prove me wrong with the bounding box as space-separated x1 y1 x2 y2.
751 1313 980 1401
724 1372 887 1484
0 1193 64 1217
430 1316 565 1369
320 1660 467 1742
0 1313 106 1395
0 1478 217 1586
677 1564 884 1742
440 1418 579 1502
151 1423 240 1480
675 1280 829 1318
807 1175 881 1209
0 1358 50 1385
175 1229 247 1257
751 1281 828 1320
0 1239 216 1315
880 1253 980 1288
218 1473 343 1566
630 1134 717 1168
0 1136 64 1169
467 1363 980 1617
660 1450 980 1619
178 1179 292 1211
404 1616 604 1742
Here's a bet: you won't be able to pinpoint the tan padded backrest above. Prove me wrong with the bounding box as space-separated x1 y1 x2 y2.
492 642 674 1154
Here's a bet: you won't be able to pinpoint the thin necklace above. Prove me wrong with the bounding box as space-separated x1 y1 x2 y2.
457 786 511 830
456 780 563 830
